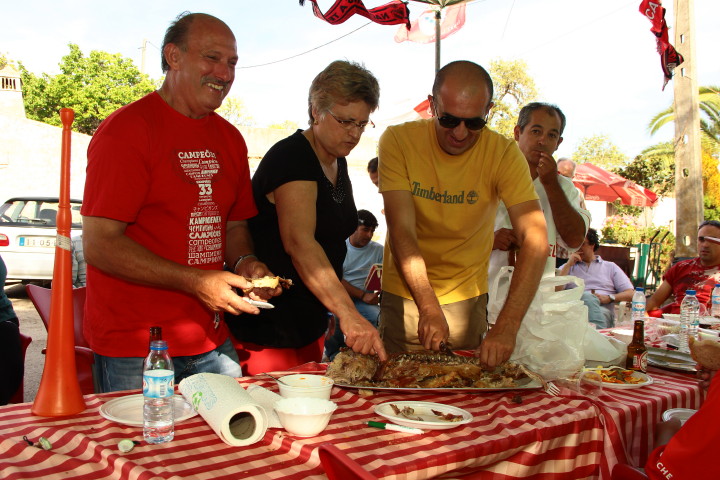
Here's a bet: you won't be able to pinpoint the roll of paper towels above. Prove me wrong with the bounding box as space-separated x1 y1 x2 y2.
179 373 268 447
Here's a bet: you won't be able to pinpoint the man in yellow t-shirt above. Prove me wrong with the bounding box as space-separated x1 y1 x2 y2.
378 61 548 367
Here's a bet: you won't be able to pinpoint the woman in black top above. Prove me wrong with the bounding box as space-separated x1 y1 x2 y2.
227 60 387 368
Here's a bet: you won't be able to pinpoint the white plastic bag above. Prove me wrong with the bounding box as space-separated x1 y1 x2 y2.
488 267 588 380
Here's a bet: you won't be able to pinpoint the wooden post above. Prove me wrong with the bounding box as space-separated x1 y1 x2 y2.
673 0 703 257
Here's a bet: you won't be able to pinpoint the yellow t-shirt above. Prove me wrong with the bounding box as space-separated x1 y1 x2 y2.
378 119 538 304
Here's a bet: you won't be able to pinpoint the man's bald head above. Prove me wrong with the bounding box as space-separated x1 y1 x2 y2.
432 61 494 105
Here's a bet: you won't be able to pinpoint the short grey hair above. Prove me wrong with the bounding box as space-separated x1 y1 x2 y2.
307 60 380 125
517 102 567 136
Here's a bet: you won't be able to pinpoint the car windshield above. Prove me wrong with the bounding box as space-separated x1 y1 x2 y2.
0 199 83 228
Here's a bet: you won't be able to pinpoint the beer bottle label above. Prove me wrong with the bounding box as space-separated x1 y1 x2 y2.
631 351 648 373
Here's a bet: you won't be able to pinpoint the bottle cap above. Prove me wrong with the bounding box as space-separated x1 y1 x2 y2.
686 290 696 295
150 340 168 350
635 287 644 292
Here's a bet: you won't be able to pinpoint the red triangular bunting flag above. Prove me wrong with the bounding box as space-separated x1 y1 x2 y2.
302 0 409 27
394 4 466 44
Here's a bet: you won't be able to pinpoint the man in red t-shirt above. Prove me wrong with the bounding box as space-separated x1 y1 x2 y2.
644 339 720 479
82 13 278 392
647 220 720 315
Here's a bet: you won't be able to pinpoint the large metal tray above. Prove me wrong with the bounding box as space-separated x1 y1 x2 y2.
647 347 697 372
334 376 542 393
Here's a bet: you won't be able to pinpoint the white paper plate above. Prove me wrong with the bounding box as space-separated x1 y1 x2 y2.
374 401 472 430
662 408 697 425
100 394 197 427
583 369 654 389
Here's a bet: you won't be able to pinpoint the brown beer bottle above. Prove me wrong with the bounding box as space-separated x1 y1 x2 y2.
149 326 162 345
625 320 647 372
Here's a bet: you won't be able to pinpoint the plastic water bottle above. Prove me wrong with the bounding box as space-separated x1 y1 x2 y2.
143 340 175 444
711 284 720 318
631 287 646 322
679 290 700 353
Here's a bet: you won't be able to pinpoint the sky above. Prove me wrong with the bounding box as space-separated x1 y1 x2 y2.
2 0 720 160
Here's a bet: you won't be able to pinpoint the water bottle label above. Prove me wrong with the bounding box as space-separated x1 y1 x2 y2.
143 369 174 399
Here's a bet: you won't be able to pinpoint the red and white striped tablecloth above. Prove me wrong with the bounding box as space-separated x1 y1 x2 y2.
582 366 704 478
0 364 701 480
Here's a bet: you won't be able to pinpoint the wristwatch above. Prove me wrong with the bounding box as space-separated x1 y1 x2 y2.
608 294 616 303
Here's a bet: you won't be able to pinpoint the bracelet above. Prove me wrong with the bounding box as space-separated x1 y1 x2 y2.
231 254 257 273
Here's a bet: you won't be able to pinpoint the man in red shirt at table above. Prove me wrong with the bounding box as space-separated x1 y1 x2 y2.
646 220 720 315
644 342 720 478
82 12 278 392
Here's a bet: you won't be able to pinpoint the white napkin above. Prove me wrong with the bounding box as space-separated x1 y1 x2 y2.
178 373 269 447
246 384 282 428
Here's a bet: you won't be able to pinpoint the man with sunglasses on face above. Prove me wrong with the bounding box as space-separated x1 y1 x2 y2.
377 61 548 368
646 220 720 315
489 103 590 283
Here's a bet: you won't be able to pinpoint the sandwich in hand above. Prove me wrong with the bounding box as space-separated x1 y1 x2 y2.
242 276 293 294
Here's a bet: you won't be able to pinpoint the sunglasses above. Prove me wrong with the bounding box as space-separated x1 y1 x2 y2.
431 100 488 131
436 113 487 131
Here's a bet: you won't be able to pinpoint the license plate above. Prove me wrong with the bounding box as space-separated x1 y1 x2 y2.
18 236 56 248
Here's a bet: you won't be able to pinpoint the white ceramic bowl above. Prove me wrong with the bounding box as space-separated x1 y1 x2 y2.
274 397 337 437
662 314 681 322
277 374 334 400
610 328 634 345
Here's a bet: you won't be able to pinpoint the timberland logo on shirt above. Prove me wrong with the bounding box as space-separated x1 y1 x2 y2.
411 181 475 204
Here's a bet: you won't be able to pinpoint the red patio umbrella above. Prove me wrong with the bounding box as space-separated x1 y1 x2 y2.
573 163 659 207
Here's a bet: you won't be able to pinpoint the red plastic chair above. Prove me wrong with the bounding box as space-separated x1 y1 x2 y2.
318 443 376 480
25 284 96 394
611 464 649 480
9 333 32 404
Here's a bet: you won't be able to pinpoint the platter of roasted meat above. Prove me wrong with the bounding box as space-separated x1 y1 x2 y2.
325 349 543 392
375 401 473 430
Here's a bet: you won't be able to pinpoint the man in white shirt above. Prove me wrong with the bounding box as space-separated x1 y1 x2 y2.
489 102 590 285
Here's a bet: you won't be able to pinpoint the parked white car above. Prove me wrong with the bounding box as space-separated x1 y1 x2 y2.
0 197 83 281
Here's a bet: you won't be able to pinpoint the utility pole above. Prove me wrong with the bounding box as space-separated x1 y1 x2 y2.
672 0 703 258
140 39 147 75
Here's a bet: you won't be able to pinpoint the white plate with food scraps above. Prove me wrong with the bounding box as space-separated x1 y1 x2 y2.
583 368 654 389
374 401 473 430
100 394 197 427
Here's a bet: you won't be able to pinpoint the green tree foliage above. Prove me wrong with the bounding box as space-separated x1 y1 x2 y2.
617 142 675 197
487 59 538 137
19 44 156 135
648 85 720 153
268 120 299 130
571 134 628 170
702 150 720 220
216 96 254 127
0 53 12 69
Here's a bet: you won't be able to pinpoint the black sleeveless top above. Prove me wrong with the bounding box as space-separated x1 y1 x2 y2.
227 130 357 348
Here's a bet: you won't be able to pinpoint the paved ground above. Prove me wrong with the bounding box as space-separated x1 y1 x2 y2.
6 282 47 403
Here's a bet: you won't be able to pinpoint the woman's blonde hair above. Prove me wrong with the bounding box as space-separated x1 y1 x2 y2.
307 60 380 125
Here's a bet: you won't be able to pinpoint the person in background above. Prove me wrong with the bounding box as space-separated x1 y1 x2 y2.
489 102 589 285
81 12 278 393
378 60 547 367
555 157 587 267
367 157 379 188
560 228 635 328
0 254 22 405
71 234 86 288
647 220 720 315
556 158 577 178
325 209 384 360
227 60 387 370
